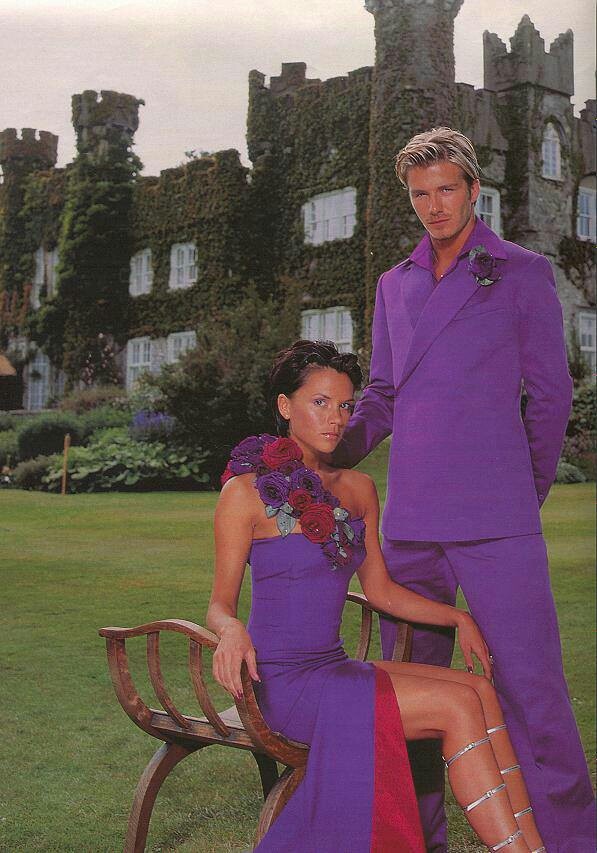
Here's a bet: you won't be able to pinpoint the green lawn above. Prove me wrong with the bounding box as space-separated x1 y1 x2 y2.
1 453 594 852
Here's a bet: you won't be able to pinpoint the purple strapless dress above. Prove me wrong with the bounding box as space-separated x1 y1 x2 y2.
247 533 425 852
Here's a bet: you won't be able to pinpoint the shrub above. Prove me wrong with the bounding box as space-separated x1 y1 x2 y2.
562 382 595 478
13 455 57 490
556 461 587 484
130 411 176 442
147 286 300 485
17 413 84 461
43 433 209 493
566 382 595 440
77 405 132 441
59 384 129 414
86 426 129 444
0 413 16 433
0 430 19 467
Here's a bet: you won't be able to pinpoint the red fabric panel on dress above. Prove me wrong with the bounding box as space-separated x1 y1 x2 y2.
371 667 426 852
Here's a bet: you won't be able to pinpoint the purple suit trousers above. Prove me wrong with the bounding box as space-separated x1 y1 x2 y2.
335 219 595 851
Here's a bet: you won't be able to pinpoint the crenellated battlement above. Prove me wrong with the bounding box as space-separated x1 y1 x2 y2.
251 62 372 103
484 15 573 95
0 127 58 170
269 63 320 97
365 0 463 16
72 89 144 153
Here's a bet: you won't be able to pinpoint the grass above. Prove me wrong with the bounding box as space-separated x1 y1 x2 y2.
1 447 594 852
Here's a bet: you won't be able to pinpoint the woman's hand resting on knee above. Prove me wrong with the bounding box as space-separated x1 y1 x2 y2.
453 609 492 679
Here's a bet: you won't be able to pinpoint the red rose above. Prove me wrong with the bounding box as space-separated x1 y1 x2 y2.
299 503 336 544
262 437 303 470
220 463 234 486
288 488 313 514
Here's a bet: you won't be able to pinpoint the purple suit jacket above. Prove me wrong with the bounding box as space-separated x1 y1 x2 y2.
335 218 573 541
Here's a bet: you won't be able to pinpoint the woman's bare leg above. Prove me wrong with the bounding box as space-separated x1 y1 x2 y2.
375 661 545 852
372 664 530 851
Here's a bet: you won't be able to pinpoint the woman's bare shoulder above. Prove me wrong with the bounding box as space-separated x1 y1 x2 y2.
218 473 261 518
334 468 378 515
336 467 376 492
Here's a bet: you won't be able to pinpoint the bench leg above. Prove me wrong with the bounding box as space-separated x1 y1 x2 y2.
124 741 203 853
254 764 306 847
252 752 279 800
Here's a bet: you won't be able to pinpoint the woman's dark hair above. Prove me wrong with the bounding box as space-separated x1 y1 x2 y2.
269 339 363 436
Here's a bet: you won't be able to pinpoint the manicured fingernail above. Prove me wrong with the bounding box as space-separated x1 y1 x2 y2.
467 666 473 673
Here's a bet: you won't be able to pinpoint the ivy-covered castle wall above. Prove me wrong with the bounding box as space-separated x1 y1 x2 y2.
0 0 594 408
247 62 373 352
128 149 253 341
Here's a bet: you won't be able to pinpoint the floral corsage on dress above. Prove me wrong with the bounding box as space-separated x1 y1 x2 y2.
222 435 365 570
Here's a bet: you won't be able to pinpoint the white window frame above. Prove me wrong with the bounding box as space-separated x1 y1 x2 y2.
577 187 596 242
25 350 51 411
477 186 502 237
31 247 45 309
168 242 197 290
46 247 59 298
166 330 197 364
578 312 596 373
301 307 353 352
31 246 60 308
542 123 561 180
126 336 152 389
129 248 153 296
302 188 357 246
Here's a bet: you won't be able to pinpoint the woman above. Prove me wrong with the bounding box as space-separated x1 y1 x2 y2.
207 340 545 853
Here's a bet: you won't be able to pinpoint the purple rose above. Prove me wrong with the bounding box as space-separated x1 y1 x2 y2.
255 471 289 508
322 540 353 567
468 245 500 285
321 488 341 509
228 457 254 476
258 433 277 445
230 435 266 466
289 467 324 500
278 458 303 476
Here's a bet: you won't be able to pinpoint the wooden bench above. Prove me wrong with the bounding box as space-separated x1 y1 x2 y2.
99 592 412 852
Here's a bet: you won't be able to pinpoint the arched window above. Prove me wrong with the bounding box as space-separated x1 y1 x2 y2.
542 123 561 180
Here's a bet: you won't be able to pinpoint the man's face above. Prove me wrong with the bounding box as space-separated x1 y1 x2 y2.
406 161 480 243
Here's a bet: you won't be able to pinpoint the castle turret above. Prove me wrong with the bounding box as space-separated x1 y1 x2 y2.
484 17 576 250
0 128 59 301
71 90 144 160
484 15 573 96
364 0 464 316
0 127 58 181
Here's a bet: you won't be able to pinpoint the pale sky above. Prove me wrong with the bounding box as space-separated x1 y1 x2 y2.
1 0 594 176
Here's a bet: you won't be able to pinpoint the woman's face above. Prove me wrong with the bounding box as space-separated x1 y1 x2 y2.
277 367 355 455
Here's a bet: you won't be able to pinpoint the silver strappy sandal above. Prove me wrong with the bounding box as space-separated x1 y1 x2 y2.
443 736 522 849
486 725 546 853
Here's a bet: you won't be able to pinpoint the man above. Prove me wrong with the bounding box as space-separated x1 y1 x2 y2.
334 127 595 852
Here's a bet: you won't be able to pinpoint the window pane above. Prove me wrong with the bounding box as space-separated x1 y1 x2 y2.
302 188 356 245
324 311 337 340
302 313 320 340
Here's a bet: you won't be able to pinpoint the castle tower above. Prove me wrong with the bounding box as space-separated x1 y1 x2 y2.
71 90 144 160
364 0 464 316
483 17 575 251
0 129 59 298
0 127 58 183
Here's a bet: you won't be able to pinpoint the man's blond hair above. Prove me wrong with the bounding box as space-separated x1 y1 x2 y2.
395 127 480 188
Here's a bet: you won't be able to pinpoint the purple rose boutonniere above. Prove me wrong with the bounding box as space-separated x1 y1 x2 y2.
468 245 501 287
